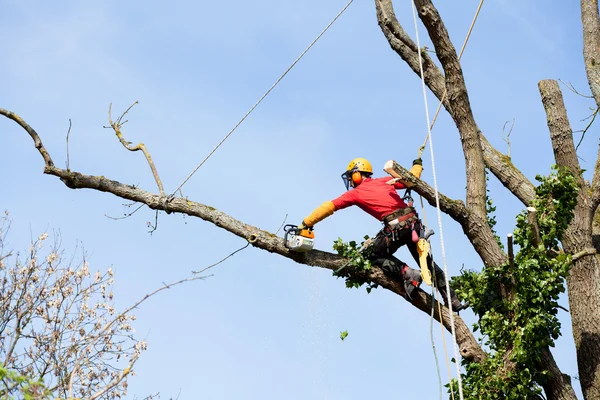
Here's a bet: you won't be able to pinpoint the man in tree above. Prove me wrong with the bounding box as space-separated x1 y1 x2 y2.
299 157 467 311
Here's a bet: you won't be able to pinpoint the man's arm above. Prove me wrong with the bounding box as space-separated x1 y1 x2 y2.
301 190 357 228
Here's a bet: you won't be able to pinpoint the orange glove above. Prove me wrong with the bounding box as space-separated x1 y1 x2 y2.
303 201 335 227
409 158 423 180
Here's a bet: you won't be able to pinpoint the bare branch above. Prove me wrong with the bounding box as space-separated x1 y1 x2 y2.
502 119 514 158
0 108 54 168
559 78 594 99
105 203 145 221
274 214 288 236
147 210 159 234
575 107 599 151
66 119 72 171
192 242 251 275
107 102 165 195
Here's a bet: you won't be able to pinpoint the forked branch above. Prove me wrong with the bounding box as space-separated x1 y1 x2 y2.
108 102 165 195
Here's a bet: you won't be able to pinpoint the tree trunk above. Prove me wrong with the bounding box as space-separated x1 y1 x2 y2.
539 79 600 400
581 0 600 110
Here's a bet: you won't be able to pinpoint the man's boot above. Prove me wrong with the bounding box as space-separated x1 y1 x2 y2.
430 263 468 312
401 265 422 301
438 284 468 312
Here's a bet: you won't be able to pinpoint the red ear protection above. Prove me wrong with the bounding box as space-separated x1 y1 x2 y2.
351 170 363 186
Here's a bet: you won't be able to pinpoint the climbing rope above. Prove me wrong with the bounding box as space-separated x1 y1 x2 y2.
417 0 486 158
170 0 354 197
410 1 465 399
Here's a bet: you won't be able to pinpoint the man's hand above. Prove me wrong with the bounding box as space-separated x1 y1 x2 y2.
298 221 311 230
409 158 423 180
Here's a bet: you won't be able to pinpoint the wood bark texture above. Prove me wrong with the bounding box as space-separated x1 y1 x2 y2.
539 79 600 400
582 0 600 110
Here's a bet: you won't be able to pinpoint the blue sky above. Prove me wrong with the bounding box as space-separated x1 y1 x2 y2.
1 0 595 398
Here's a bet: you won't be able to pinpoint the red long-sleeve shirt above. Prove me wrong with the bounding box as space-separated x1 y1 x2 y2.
331 177 408 221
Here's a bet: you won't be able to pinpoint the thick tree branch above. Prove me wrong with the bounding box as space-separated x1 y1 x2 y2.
1 109 486 365
540 348 578 400
413 0 487 220
0 108 54 167
480 135 536 205
538 80 583 185
582 0 600 110
374 0 449 111
385 160 507 267
373 2 536 208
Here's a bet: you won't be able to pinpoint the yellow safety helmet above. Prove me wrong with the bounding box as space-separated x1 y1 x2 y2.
341 158 373 190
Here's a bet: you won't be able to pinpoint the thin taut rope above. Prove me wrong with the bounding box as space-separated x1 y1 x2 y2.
171 0 354 197
410 1 464 399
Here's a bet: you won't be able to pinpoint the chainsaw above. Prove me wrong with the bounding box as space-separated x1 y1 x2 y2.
283 224 314 252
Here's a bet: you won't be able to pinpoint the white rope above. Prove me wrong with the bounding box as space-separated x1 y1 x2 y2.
171 0 354 197
430 272 443 400
410 2 465 399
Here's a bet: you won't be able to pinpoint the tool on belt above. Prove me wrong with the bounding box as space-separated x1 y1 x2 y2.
383 207 435 285
283 224 315 252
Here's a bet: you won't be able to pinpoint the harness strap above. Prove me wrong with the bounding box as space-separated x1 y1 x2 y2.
383 207 417 225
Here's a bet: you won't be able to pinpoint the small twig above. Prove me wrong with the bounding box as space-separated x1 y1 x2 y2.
0 252 13 262
575 107 599 151
502 119 514 157
66 119 72 171
147 210 159 234
192 242 251 275
559 79 594 98
68 274 206 398
571 248 597 262
105 203 145 220
274 214 288 236
107 102 166 195
557 304 570 313
88 353 139 400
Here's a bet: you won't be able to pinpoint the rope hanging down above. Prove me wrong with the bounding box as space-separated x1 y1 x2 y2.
410 1 465 399
171 0 354 197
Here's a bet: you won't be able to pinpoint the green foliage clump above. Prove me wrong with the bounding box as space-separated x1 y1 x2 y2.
0 364 50 400
332 236 378 293
451 166 579 399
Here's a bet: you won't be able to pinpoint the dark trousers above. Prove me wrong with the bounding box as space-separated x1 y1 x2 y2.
369 220 457 303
